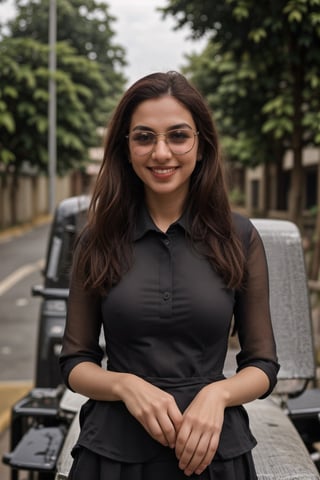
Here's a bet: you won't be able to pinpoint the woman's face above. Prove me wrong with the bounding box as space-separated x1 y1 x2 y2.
128 95 199 203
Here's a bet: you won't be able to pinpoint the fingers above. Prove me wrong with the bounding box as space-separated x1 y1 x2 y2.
124 378 183 448
177 431 218 476
175 410 221 476
147 406 181 447
162 403 183 448
173 384 225 475
145 415 173 447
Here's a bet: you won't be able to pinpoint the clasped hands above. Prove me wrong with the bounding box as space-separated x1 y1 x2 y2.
122 375 225 477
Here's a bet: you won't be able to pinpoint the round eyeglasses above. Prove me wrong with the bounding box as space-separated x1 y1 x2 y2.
126 128 199 156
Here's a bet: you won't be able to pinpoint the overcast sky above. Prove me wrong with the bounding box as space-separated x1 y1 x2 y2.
108 0 207 85
0 0 207 86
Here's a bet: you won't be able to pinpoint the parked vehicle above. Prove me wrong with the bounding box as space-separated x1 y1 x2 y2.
33 195 90 389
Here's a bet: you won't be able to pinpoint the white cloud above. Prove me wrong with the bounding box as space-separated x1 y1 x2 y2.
0 0 207 85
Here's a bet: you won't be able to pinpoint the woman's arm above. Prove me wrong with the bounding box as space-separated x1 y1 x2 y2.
175 366 269 476
175 224 280 476
68 361 183 448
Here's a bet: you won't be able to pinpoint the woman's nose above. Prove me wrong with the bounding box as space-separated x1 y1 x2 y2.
152 137 172 161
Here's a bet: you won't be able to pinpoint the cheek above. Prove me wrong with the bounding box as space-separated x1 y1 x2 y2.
189 154 199 170
128 150 136 167
130 157 144 178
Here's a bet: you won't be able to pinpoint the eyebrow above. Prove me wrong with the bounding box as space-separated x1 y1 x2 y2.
131 123 193 132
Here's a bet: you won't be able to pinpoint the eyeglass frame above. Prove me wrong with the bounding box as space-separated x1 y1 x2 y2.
125 128 200 156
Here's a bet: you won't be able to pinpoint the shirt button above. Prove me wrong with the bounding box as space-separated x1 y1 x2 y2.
164 238 170 246
163 291 170 301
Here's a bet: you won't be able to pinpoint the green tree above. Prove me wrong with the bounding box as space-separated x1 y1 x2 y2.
6 0 126 122
182 42 285 166
161 0 320 225
0 0 126 190
0 37 112 221
0 38 109 173
181 42 286 215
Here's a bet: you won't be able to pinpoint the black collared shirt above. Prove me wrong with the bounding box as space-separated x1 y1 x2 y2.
60 207 279 462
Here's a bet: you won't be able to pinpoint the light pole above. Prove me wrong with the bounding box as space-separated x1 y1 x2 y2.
48 0 57 215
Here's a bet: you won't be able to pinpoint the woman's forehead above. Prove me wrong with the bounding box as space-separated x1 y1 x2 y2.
130 95 195 131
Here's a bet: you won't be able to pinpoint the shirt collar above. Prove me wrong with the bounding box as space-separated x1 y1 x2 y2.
133 203 190 241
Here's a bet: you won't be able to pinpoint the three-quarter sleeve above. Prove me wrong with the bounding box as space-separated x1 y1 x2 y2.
59 240 104 390
234 224 280 398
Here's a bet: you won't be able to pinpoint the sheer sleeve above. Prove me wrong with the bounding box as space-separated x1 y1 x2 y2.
234 223 280 398
59 239 104 390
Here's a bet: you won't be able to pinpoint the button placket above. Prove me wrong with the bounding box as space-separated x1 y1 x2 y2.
159 233 173 318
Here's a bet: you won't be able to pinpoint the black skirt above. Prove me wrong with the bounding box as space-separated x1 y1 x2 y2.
68 445 258 480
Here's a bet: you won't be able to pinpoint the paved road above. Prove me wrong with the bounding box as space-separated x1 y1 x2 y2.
0 221 51 480
0 222 51 382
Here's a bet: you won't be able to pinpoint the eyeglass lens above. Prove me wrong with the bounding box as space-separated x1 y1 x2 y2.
128 129 197 155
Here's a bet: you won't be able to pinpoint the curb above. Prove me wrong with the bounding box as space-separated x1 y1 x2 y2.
0 381 33 433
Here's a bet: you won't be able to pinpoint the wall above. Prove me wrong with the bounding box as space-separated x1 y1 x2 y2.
0 173 74 229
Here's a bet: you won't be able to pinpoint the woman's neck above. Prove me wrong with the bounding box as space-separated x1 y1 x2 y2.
145 192 186 233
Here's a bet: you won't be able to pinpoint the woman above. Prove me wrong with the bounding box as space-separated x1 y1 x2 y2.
60 71 279 479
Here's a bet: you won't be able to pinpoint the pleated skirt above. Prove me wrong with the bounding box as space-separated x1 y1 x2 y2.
68 445 258 480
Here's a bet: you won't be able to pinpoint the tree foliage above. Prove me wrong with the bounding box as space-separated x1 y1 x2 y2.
0 0 127 176
161 0 320 222
0 37 111 175
182 42 284 167
7 0 126 109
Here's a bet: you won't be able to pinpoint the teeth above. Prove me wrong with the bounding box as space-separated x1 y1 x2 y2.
152 168 175 174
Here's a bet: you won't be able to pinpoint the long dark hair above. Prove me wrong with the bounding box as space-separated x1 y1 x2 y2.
77 71 245 293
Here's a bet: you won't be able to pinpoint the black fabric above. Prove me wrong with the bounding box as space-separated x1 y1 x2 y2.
68 445 258 480
60 207 279 471
76 387 256 463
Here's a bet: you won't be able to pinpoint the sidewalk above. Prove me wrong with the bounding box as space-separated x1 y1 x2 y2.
0 428 10 480
0 382 33 433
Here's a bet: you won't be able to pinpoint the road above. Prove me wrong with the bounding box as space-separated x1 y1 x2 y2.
0 221 51 480
0 222 51 382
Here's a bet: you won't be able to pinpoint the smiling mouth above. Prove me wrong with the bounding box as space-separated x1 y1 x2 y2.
149 167 178 175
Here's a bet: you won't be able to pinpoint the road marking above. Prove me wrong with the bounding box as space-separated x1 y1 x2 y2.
0 259 44 296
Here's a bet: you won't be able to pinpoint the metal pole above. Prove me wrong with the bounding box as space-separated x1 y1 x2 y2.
48 0 57 215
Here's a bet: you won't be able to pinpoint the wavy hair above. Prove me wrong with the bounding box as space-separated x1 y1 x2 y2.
77 71 245 293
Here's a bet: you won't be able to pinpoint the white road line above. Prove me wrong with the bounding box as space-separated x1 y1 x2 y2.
0 259 45 296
